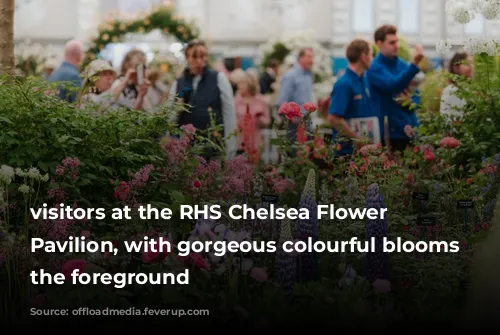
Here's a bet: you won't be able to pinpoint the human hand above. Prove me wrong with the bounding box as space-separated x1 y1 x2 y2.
137 79 151 97
413 44 424 65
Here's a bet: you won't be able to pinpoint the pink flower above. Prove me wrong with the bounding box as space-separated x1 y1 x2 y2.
113 181 130 201
129 165 153 189
181 124 197 141
62 259 88 280
249 267 268 282
278 102 302 121
404 125 415 138
439 136 461 149
142 240 170 264
55 166 65 175
80 230 91 238
181 124 196 134
467 178 473 185
193 179 202 188
423 150 435 162
177 253 210 270
372 279 392 293
272 178 296 194
303 102 317 113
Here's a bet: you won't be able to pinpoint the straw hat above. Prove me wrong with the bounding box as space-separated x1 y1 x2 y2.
84 59 115 80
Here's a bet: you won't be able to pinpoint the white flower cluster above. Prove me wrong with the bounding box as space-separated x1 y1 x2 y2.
463 36 500 55
255 29 334 82
14 39 60 74
437 0 500 55
446 0 500 23
436 39 453 55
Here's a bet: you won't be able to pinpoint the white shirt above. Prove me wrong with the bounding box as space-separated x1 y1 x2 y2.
440 84 466 117
168 72 237 159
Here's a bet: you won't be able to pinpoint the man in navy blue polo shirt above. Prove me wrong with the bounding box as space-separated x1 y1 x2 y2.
366 25 425 153
328 39 380 156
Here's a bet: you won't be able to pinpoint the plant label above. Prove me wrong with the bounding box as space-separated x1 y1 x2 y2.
412 192 429 201
416 215 436 226
261 194 279 203
457 200 474 209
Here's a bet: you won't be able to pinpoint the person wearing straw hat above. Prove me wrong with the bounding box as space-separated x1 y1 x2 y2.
78 59 119 110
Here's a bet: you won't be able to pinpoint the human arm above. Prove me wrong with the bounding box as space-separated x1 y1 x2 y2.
217 72 237 159
367 63 420 94
327 81 361 140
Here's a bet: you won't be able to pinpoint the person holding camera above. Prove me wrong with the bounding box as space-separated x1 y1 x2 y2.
111 49 152 111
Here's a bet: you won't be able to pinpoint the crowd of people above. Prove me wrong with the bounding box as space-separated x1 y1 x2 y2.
46 24 473 161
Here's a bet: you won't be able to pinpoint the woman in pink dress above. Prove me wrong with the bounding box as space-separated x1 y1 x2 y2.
234 71 271 158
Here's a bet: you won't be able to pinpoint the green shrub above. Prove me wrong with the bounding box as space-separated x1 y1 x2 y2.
0 77 174 204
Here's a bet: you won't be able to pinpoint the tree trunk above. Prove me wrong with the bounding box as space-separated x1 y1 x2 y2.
0 0 15 76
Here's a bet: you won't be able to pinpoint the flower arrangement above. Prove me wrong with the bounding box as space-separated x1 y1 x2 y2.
14 40 59 77
84 3 199 66
437 0 500 56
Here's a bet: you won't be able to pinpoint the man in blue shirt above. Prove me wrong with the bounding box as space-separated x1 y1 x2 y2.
277 48 314 143
48 40 85 103
366 25 424 153
328 39 380 156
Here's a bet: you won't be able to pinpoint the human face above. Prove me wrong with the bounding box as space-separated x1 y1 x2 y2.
377 34 399 58
457 56 473 78
361 46 374 69
95 70 116 92
186 45 207 75
299 49 314 71
237 80 250 96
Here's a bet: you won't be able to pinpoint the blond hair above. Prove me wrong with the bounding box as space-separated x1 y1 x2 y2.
238 70 259 96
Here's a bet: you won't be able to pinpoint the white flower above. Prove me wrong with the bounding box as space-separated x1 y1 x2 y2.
18 184 32 194
15 168 25 177
480 1 500 19
0 165 15 184
436 39 453 54
463 36 500 55
446 0 474 24
41 174 49 182
1 165 14 179
27 167 41 180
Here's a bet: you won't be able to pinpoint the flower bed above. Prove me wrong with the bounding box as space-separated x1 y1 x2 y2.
0 78 499 327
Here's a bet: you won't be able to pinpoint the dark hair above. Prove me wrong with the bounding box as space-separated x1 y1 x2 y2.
184 39 207 57
268 58 280 69
346 39 371 63
448 52 469 74
298 47 313 59
374 25 398 43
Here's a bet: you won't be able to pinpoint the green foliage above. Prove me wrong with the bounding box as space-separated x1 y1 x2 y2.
419 70 449 113
0 77 173 204
262 42 291 69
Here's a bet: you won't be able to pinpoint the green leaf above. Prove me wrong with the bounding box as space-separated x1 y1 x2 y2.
171 190 185 203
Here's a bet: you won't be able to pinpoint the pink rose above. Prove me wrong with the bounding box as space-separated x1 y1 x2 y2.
278 102 302 121
439 136 461 149
142 240 170 264
193 179 202 188
423 150 435 162
303 102 317 113
249 267 268 282
62 259 88 280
